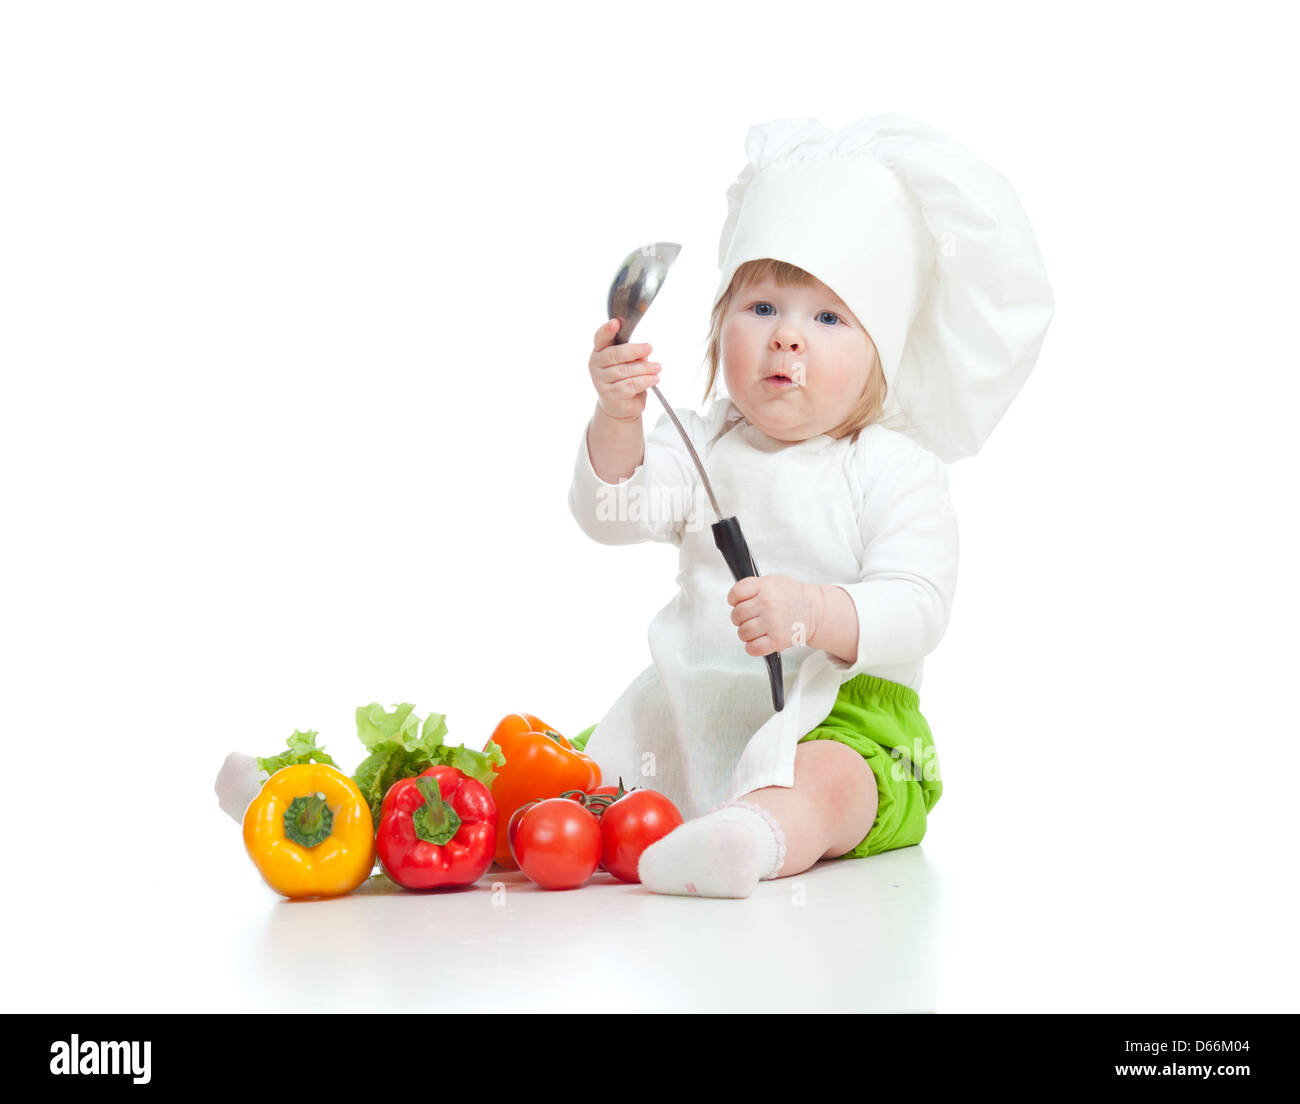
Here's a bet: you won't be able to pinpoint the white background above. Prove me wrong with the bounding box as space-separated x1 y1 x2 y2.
3 0 1297 1013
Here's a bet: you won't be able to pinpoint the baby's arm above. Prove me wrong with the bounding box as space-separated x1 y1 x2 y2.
587 405 646 483
821 443 959 674
807 584 860 665
568 405 704 547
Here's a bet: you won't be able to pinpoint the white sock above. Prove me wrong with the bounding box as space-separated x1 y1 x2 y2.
637 800 787 898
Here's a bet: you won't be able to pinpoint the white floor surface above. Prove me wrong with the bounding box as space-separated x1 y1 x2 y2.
9 799 1294 1015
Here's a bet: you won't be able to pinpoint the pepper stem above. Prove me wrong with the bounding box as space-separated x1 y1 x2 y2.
283 792 334 848
412 775 463 846
301 793 326 831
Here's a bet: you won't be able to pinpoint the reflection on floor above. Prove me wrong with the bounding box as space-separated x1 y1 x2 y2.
244 844 943 1013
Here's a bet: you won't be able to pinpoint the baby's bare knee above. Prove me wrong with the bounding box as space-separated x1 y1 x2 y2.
795 740 878 847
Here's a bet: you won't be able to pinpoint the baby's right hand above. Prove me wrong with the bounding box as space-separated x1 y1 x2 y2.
588 318 662 422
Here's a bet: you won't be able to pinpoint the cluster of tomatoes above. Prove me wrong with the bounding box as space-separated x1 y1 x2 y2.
507 780 684 890
488 712 685 890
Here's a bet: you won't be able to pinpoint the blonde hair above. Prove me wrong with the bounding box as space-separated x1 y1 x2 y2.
701 258 888 445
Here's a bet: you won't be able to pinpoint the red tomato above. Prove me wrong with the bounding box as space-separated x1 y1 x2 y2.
600 790 684 883
511 798 602 890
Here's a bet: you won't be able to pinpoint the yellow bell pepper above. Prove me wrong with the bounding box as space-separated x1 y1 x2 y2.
243 763 376 899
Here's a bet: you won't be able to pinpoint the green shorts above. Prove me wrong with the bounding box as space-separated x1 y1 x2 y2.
798 673 941 858
572 672 941 860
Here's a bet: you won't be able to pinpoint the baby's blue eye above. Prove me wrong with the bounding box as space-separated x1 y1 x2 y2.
750 302 841 325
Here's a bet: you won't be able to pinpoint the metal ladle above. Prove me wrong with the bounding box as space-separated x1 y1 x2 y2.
606 242 784 711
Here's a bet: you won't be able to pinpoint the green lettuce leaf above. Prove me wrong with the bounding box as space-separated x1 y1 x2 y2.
257 729 337 775
350 702 507 825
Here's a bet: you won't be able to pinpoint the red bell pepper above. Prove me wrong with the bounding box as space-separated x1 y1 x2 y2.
376 765 497 889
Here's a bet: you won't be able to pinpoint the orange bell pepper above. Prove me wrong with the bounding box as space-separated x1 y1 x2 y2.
485 713 601 869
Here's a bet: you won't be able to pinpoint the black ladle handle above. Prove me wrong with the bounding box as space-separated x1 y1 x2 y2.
712 516 784 712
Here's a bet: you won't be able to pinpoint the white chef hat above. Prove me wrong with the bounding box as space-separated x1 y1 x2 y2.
713 114 1055 462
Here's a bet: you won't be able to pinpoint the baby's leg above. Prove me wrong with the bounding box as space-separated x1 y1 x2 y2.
637 738 878 897
742 738 878 878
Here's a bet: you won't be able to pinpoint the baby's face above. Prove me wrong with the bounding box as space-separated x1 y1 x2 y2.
721 275 877 442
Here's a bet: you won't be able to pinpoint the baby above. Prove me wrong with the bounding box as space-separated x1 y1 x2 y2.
568 115 1053 898
572 258 956 897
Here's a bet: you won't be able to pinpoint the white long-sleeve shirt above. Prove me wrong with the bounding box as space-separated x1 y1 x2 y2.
568 395 959 820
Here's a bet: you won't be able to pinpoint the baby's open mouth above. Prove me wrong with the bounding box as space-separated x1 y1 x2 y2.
764 361 803 387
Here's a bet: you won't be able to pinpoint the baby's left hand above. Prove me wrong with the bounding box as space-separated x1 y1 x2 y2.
726 575 822 656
